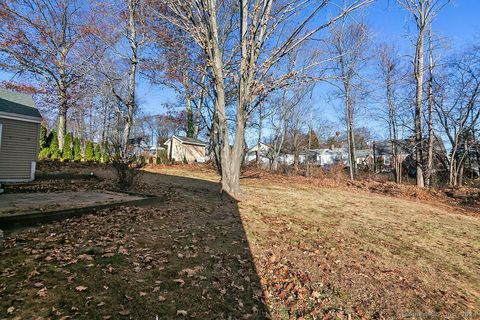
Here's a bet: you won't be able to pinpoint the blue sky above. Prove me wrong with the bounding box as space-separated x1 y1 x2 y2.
1 0 479 140
307 0 480 141
136 0 480 118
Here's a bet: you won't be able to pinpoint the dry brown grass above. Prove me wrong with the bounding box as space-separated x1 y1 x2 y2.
2 163 479 319
150 165 480 319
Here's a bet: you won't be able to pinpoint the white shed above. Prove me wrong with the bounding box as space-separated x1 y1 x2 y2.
164 135 207 163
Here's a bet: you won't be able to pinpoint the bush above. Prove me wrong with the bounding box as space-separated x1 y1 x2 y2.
73 137 82 162
49 129 60 160
156 149 168 164
38 147 51 160
94 144 101 163
102 145 110 163
112 159 140 190
39 124 48 149
62 133 73 161
84 140 94 162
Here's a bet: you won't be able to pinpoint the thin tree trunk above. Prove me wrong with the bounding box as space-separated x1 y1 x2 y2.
425 28 435 187
256 104 263 163
346 90 356 180
192 75 205 139
385 59 399 183
121 0 139 159
413 8 426 188
182 70 195 138
306 126 312 177
57 89 68 152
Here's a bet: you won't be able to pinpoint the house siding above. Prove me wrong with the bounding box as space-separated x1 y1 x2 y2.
0 117 40 181
166 138 206 163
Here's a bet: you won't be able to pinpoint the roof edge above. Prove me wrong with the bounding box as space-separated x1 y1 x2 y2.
0 111 42 123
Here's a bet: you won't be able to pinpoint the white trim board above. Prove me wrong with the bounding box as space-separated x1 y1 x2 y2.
0 112 41 123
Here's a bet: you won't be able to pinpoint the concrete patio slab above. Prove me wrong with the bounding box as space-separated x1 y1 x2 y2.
0 191 144 217
0 191 159 230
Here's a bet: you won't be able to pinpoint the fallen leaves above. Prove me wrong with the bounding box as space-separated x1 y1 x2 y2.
37 287 48 297
176 310 188 316
75 285 88 292
78 254 93 261
118 309 130 316
0 177 269 319
173 278 185 286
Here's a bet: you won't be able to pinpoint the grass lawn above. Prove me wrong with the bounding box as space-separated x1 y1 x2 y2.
1 165 479 319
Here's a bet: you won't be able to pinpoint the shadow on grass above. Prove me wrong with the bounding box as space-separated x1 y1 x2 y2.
135 171 270 318
0 169 270 319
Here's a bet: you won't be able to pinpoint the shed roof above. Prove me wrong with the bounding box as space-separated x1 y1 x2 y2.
166 135 207 146
0 89 41 119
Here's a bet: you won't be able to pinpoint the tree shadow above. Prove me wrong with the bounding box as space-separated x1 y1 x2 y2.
0 168 270 319
132 170 270 318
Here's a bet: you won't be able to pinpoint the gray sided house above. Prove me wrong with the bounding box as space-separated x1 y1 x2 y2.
0 89 42 182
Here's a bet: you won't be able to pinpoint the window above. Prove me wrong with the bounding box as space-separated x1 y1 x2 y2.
0 123 2 152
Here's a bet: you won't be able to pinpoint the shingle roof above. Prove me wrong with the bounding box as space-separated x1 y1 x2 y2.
174 135 207 146
0 89 41 119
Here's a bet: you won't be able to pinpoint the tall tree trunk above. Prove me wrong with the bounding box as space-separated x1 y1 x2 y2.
385 59 399 183
192 75 205 139
182 70 195 138
338 44 356 180
306 126 312 177
346 89 356 180
413 9 426 188
425 28 435 187
121 0 138 159
57 93 68 153
256 104 263 163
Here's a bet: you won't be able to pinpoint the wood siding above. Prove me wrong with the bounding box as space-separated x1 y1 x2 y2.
166 139 206 163
0 117 40 181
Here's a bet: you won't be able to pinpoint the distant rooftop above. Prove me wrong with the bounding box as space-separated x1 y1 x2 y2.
0 89 41 119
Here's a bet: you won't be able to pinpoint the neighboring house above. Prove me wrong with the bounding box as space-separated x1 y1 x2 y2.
309 148 345 167
354 149 373 166
148 145 166 156
245 143 271 166
244 143 298 167
0 89 42 183
127 136 150 157
374 139 412 164
164 135 207 163
374 138 448 176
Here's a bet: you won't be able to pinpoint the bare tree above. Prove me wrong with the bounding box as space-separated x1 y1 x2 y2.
425 28 435 186
145 20 208 139
0 0 96 151
155 0 372 198
92 0 149 158
434 47 480 186
398 0 449 187
327 21 370 180
378 43 404 182
267 83 311 171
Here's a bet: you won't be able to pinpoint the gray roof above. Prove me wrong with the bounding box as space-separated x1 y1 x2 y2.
375 138 446 157
173 135 207 146
0 89 41 119
375 139 413 155
355 149 371 158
